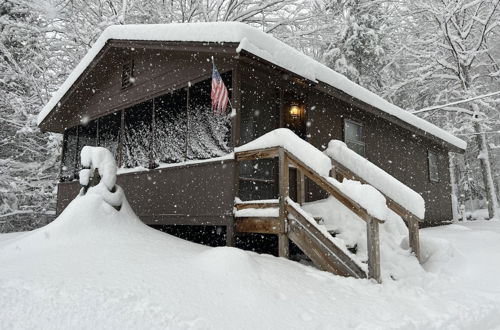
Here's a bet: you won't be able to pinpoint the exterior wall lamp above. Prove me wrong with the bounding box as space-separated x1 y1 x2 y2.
289 104 303 118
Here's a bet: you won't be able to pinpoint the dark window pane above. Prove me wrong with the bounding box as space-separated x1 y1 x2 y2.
344 120 365 156
123 101 153 168
61 126 78 181
345 120 363 142
428 151 439 182
187 73 231 160
345 141 365 157
238 81 280 200
99 112 121 159
77 119 98 168
154 90 187 164
240 83 279 144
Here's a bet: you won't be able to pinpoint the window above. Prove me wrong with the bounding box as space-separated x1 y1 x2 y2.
123 100 153 168
344 119 365 156
187 75 231 160
154 89 188 164
98 112 121 158
77 119 98 168
121 60 134 89
428 151 439 182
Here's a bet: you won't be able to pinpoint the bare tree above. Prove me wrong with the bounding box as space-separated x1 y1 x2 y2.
390 0 500 219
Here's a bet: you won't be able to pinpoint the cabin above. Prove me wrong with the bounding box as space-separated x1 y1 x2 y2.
38 23 466 281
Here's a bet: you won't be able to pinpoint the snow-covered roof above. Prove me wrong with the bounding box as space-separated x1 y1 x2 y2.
38 22 466 150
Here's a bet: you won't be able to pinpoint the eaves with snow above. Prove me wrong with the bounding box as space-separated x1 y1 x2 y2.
37 22 466 151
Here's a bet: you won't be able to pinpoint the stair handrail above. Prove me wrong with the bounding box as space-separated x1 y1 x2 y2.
329 158 421 261
235 146 383 282
235 147 385 225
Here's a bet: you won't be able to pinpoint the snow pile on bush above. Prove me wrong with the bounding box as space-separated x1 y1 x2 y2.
326 140 425 219
80 146 118 190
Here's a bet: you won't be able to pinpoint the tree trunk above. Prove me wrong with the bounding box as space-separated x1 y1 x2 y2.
473 121 498 219
449 152 460 222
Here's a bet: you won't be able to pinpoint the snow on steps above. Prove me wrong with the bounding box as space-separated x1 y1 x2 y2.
286 198 367 279
233 198 368 278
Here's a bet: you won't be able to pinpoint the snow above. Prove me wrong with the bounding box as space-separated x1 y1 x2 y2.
37 22 466 151
234 207 279 218
302 197 421 280
327 177 390 221
286 197 365 270
117 153 234 175
2 189 500 328
80 146 117 190
235 128 332 176
326 140 425 218
236 129 392 222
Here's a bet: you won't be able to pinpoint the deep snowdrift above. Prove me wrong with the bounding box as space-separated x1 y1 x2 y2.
1 190 500 329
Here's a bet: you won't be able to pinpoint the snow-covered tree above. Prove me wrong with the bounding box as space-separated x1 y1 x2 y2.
0 0 60 225
389 0 500 219
318 0 392 92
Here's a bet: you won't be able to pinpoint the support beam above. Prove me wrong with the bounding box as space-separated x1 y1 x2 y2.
366 218 381 283
226 224 235 247
408 220 420 261
278 147 290 258
297 170 305 205
234 217 281 234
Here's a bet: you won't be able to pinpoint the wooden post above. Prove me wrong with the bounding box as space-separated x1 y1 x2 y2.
278 147 290 258
149 99 156 169
231 60 241 148
226 221 235 247
59 130 68 180
366 218 381 283
231 61 241 248
74 125 80 178
117 110 125 168
297 169 305 205
185 86 190 160
408 219 420 262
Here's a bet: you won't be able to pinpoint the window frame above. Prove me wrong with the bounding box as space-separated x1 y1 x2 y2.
343 119 366 157
428 150 440 183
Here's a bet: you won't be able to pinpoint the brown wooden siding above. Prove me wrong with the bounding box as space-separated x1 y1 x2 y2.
56 159 236 226
305 90 452 224
42 45 236 133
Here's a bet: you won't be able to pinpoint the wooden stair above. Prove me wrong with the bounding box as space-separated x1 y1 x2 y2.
234 199 367 279
234 144 422 283
286 200 366 278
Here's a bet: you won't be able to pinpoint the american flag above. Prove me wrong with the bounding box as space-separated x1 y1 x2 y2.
211 63 229 114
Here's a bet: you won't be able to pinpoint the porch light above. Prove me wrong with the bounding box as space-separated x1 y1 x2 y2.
289 104 303 118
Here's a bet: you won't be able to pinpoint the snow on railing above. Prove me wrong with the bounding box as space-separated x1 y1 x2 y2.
325 140 425 219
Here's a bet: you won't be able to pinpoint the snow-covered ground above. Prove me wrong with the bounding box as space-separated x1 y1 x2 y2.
1 190 500 329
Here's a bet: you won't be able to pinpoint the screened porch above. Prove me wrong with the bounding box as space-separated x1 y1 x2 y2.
60 72 233 181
